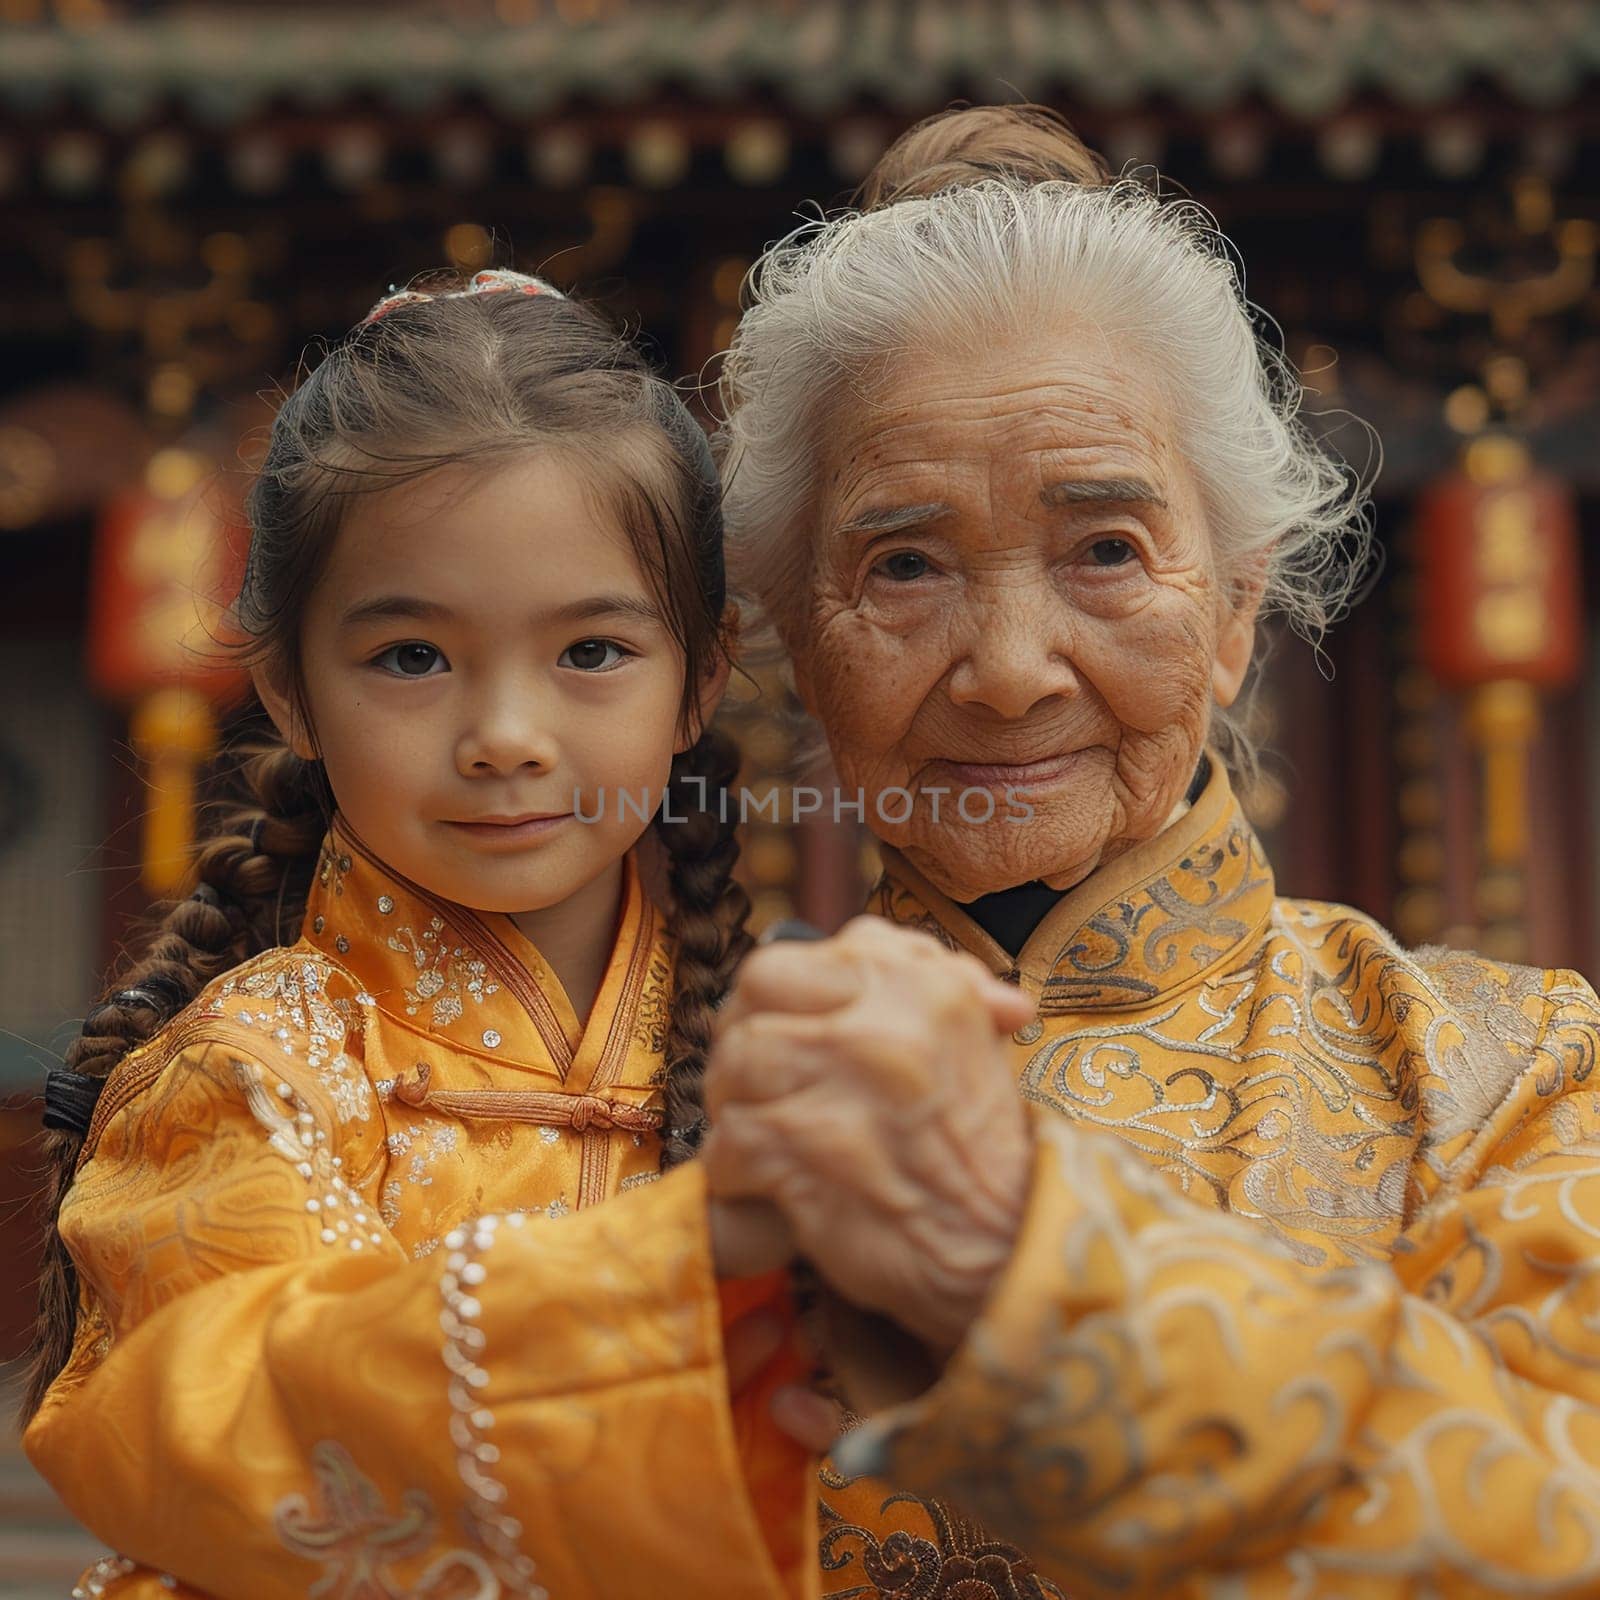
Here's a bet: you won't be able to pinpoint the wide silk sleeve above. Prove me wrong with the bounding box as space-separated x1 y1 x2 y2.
838 968 1600 1597
24 1035 816 1600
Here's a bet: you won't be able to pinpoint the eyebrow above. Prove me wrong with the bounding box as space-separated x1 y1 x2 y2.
1041 478 1167 510
546 593 663 626
338 592 661 629
833 502 955 538
339 595 453 628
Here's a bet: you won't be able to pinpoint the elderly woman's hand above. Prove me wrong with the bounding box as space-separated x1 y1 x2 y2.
702 916 1037 1358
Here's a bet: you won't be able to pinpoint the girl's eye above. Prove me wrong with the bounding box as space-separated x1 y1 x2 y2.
874 550 931 582
560 639 630 673
373 642 447 677
1087 538 1135 567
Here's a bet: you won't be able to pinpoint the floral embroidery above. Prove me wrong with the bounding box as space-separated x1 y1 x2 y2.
631 944 674 1055
1036 821 1273 1012
387 917 500 1030
215 958 370 1124
379 1120 465 1233
387 1122 459 1185
864 875 958 954
819 1487 1063 1600
275 1440 499 1599
234 1062 384 1254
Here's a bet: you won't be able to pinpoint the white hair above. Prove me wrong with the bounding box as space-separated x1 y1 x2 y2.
715 177 1376 773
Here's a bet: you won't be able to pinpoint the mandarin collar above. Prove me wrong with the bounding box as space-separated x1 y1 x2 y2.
302 816 666 1087
870 757 1276 1013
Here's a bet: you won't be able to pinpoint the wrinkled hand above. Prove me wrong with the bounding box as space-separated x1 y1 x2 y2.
703 916 1036 1358
708 1196 795 1281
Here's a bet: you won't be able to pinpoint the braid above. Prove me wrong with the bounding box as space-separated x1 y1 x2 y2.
21 725 327 1424
655 726 752 1170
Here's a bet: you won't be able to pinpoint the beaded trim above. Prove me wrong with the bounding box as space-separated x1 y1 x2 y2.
439 1213 548 1597
72 1555 180 1597
233 1060 383 1253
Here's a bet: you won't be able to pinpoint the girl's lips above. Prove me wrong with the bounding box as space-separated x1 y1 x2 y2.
924 751 1086 791
443 814 573 846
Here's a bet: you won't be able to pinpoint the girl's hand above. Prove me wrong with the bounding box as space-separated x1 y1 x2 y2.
719 1248 844 1455
765 1294 935 1453
770 1384 846 1454
702 917 1036 1358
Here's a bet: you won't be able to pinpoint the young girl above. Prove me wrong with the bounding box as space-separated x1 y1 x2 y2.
23 271 814 1600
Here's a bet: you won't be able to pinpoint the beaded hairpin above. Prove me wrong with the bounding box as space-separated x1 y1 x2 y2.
360 268 566 326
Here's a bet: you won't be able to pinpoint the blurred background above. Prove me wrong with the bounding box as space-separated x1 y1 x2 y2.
2 0 1600 1586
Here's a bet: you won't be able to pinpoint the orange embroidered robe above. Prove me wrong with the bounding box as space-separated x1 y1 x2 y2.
820 758 1600 1598
25 821 815 1600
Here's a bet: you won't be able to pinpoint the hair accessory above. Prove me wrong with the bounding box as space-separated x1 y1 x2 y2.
109 985 165 1012
247 814 267 855
112 971 190 1014
669 1113 711 1146
43 1066 104 1135
360 269 567 328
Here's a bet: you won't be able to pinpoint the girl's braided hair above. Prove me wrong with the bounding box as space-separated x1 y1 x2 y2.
24 276 750 1421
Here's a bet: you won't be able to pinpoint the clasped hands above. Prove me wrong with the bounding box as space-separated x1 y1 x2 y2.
705 917 1038 1451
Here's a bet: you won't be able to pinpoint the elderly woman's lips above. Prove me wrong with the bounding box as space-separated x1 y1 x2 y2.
925 752 1086 790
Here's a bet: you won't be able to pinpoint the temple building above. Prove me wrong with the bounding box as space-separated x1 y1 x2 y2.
1 2 1598 1581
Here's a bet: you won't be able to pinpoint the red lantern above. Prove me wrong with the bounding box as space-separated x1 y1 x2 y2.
1417 435 1583 691
1416 435 1585 882
87 447 250 894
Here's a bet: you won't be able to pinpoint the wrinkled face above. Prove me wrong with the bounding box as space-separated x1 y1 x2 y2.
264 453 715 919
792 326 1259 902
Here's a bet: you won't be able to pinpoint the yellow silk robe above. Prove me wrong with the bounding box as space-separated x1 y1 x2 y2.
25 820 815 1600
820 758 1600 1598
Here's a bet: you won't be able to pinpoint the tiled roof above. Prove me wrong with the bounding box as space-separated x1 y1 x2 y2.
4 1 1598 123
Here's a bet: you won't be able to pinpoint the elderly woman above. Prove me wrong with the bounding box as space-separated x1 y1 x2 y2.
704 108 1600 1598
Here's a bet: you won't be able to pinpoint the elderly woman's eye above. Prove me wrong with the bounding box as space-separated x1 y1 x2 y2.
1088 538 1135 567
876 551 931 582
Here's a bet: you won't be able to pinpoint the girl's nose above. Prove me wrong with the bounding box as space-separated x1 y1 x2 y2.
455 686 560 777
